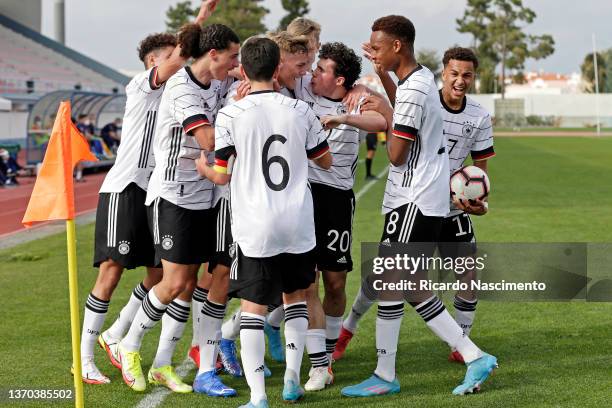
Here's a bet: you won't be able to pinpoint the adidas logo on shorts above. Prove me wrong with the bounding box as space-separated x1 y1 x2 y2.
337 256 347 264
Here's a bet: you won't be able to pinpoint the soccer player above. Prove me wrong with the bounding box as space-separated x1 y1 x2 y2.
287 17 321 68
197 36 331 407
290 42 387 391
364 132 379 179
269 31 310 98
340 16 497 397
78 0 218 386
334 48 496 364
117 23 239 393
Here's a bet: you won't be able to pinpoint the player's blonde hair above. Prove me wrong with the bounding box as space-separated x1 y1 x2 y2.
267 31 309 55
287 17 321 42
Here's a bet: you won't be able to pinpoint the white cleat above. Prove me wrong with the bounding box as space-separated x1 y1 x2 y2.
304 366 334 392
74 357 111 384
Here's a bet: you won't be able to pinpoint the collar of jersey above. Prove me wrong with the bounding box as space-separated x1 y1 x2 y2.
438 89 467 114
321 95 343 103
249 90 276 95
185 66 211 90
397 64 423 86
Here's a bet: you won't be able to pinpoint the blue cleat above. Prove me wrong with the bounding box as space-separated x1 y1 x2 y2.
282 379 305 403
264 322 285 362
341 374 400 397
452 353 498 395
219 339 243 377
239 399 269 408
263 364 271 378
193 370 237 397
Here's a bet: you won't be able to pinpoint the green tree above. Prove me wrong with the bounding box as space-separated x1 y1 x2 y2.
416 48 441 82
278 0 310 30
457 0 555 96
581 52 607 93
602 48 612 92
166 0 269 41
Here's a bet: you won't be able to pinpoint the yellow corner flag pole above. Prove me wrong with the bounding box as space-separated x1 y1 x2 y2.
67 219 84 408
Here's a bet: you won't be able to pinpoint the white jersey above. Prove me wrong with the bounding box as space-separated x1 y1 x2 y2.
383 65 449 217
100 67 163 193
145 67 234 210
294 74 360 190
214 90 329 258
440 91 495 216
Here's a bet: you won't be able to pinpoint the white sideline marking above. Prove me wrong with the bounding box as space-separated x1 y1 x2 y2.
133 166 387 408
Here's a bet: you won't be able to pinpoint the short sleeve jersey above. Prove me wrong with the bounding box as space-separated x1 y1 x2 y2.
214 90 329 258
100 67 164 193
383 65 450 217
440 92 495 216
145 67 234 210
294 74 361 190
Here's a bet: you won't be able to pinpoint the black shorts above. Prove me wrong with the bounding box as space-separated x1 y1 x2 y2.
208 198 233 272
438 212 477 258
312 183 355 272
380 202 443 244
147 197 214 266
366 133 378 151
94 183 156 269
228 245 316 306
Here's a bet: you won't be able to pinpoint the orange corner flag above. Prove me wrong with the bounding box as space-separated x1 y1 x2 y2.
22 101 98 227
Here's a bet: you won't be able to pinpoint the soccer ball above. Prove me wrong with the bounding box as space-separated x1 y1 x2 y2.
450 165 490 203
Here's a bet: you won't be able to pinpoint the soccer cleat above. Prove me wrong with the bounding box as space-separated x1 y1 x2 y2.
215 353 223 373
264 322 285 362
282 379 305 403
448 350 465 364
73 357 110 385
98 331 121 369
332 326 354 361
452 353 498 395
117 345 146 392
341 374 400 397
148 365 192 393
263 363 271 378
304 366 334 391
239 399 269 408
219 339 243 377
188 345 200 368
193 369 237 397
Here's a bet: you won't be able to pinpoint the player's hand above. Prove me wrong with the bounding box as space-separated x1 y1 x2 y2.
362 42 385 76
361 95 393 117
195 151 210 177
321 114 346 130
234 81 251 101
196 0 219 24
453 195 488 216
343 84 370 113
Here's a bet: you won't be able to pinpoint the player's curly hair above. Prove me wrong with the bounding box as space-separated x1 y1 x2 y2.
178 23 240 59
137 33 177 63
371 15 416 49
267 31 309 55
287 17 321 41
318 42 362 90
443 47 479 69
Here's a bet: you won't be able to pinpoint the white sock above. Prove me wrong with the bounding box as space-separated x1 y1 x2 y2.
221 309 241 341
283 302 308 384
105 282 148 340
453 296 478 336
240 312 267 405
343 286 375 333
413 296 482 363
197 298 226 374
81 293 109 360
121 288 167 352
374 302 404 382
191 286 209 346
306 328 328 368
152 299 190 368
266 304 285 328
325 315 343 364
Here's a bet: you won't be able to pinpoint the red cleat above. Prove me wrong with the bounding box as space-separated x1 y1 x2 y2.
332 327 354 361
188 345 200 368
448 350 465 364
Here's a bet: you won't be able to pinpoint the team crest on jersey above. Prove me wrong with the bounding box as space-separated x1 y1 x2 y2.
462 121 475 137
306 101 314 109
161 235 174 250
337 104 348 115
118 240 131 255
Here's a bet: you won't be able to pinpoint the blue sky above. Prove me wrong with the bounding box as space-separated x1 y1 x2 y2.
40 0 612 75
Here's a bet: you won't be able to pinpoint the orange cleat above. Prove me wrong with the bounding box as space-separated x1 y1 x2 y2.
331 327 354 361
448 350 465 364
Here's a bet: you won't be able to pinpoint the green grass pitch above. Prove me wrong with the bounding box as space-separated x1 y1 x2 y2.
1 136 611 407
